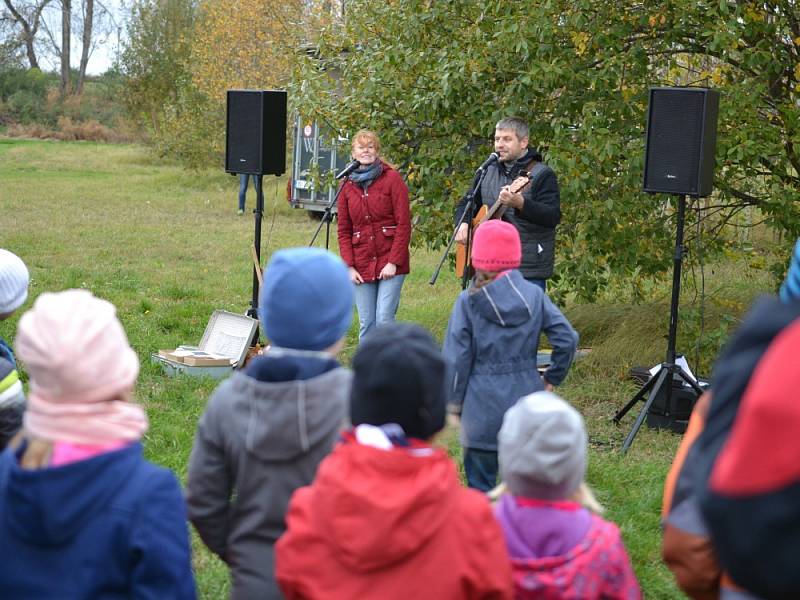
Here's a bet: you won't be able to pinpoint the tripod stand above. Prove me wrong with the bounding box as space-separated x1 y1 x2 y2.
613 195 705 453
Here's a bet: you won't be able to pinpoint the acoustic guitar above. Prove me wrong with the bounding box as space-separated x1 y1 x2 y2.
455 172 533 278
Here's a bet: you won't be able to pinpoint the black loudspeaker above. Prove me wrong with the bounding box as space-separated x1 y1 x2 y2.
646 376 707 434
643 87 719 197
225 90 287 176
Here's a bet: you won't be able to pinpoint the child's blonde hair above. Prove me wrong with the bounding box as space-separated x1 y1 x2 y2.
488 481 605 515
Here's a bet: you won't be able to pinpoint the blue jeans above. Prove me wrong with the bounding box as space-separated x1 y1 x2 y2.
464 447 499 492
353 274 406 341
238 174 261 211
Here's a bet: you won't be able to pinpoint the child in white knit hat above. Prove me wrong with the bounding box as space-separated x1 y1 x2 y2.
0 249 30 367
494 392 641 599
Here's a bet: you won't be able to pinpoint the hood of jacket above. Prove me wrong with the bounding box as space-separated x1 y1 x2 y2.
469 270 535 327
1 442 142 547
494 494 592 560
310 441 460 572
212 361 352 463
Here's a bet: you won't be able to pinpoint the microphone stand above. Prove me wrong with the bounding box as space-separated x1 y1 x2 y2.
308 178 346 249
430 166 490 289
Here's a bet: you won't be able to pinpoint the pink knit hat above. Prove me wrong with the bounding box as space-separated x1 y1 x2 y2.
471 220 522 271
15 289 147 444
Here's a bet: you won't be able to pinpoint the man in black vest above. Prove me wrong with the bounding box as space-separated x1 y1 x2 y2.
455 117 561 290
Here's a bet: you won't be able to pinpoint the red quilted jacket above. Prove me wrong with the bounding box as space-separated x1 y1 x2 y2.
337 162 411 282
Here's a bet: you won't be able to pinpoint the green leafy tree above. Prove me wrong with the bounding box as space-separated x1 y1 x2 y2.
290 0 800 299
120 0 196 134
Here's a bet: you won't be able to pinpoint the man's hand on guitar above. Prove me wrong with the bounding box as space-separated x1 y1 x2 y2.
498 186 524 210
455 222 469 244
349 267 364 284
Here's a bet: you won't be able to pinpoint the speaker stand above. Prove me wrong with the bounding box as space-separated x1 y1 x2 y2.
613 195 704 452
246 174 264 345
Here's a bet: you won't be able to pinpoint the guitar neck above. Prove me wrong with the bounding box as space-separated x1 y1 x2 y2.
484 199 505 221
481 171 531 221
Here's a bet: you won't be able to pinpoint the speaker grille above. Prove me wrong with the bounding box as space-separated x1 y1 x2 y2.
227 92 263 173
225 90 287 176
643 88 718 196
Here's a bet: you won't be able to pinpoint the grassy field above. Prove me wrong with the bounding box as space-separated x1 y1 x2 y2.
0 138 779 598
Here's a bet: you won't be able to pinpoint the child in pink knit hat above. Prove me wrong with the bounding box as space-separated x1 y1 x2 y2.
0 289 196 599
444 220 579 492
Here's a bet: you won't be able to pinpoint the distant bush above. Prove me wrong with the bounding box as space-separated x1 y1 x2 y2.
6 117 138 143
7 89 46 123
0 67 48 102
0 68 49 124
5 122 56 139
153 79 223 169
0 67 143 141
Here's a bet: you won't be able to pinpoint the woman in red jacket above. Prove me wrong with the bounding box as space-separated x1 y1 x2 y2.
337 129 411 341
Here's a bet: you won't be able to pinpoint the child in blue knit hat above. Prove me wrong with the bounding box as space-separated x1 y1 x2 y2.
187 247 355 600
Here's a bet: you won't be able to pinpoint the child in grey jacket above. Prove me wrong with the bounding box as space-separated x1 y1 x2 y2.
443 220 578 492
186 248 355 600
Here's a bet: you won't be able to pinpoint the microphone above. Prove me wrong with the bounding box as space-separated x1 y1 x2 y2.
476 152 499 172
335 159 361 179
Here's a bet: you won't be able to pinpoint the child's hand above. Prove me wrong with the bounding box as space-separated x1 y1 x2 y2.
447 413 461 429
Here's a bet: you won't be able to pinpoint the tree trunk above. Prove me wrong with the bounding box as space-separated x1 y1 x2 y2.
2 0 52 70
23 32 39 70
75 0 93 95
60 0 71 95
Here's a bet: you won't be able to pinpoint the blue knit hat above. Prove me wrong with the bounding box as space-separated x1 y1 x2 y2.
259 248 354 351
780 239 800 304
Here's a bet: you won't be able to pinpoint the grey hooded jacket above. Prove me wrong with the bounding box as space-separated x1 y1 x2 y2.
186 365 351 600
443 270 578 451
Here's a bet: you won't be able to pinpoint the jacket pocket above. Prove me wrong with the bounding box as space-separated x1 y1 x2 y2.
381 225 397 237
352 231 363 245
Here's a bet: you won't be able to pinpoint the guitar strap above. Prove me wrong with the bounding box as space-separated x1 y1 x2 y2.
521 160 549 193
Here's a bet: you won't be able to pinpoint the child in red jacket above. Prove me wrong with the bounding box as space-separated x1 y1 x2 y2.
276 322 513 600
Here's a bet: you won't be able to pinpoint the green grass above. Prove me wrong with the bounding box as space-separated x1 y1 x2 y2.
0 139 778 598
